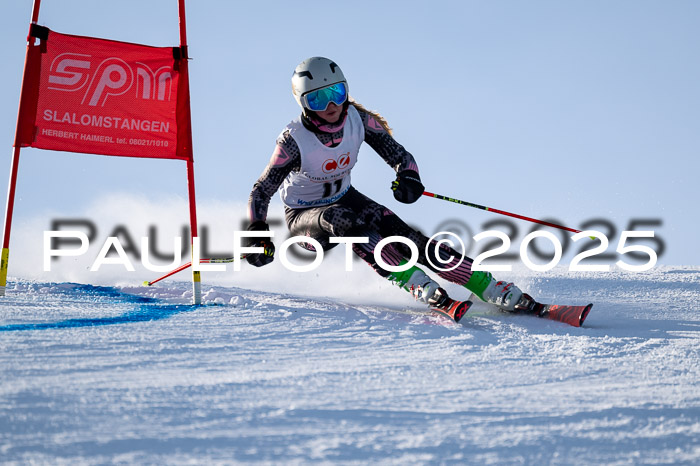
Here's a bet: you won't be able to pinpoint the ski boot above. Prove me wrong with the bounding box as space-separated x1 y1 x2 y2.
388 263 440 304
464 271 525 312
389 265 471 322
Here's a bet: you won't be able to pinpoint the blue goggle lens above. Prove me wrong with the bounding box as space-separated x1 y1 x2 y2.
304 82 347 112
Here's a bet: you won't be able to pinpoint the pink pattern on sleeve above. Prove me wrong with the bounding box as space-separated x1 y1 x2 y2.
404 161 419 173
367 114 386 133
270 145 291 167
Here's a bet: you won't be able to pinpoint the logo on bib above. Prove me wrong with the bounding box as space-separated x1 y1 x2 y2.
322 152 351 173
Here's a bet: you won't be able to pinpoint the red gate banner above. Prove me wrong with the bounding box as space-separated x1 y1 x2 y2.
15 27 192 160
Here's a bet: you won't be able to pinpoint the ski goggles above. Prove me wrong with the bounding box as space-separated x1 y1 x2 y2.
301 82 348 112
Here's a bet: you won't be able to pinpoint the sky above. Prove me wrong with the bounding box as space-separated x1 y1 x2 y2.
1 0 699 280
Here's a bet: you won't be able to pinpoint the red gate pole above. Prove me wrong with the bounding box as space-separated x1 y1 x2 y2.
177 0 201 304
1 0 43 297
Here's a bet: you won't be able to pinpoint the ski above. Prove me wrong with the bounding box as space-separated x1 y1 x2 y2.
430 298 473 323
516 294 593 327
428 295 591 327
534 302 593 327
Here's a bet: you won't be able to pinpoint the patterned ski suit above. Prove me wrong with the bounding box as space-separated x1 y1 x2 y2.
247 103 474 284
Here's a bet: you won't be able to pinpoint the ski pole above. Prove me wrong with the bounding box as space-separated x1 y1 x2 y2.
423 191 588 236
144 256 240 286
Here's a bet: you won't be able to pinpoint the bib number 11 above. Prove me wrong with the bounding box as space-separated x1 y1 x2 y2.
323 180 343 198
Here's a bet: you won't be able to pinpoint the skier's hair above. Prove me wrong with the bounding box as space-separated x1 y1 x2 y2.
349 98 393 136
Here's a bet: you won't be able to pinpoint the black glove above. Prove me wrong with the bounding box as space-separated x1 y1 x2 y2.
245 221 275 267
391 170 425 204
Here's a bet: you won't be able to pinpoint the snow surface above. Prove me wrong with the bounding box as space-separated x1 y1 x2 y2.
1 266 699 464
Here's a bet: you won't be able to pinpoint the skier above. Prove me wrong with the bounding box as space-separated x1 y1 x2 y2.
245 57 532 321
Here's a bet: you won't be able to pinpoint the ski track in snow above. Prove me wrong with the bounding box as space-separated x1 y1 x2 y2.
1 267 699 465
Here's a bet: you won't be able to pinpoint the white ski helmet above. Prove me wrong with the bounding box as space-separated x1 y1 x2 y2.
292 57 348 110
